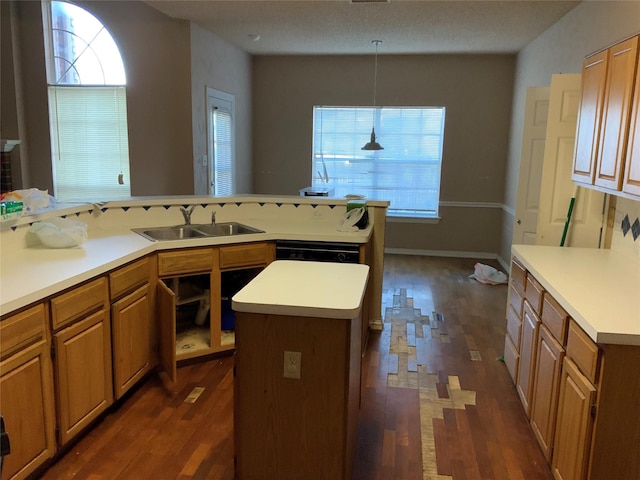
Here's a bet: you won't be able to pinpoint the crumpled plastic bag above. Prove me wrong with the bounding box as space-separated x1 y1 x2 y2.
469 263 508 285
29 217 88 248
2 188 52 214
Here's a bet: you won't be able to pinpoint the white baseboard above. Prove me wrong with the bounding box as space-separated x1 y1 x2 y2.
384 247 511 275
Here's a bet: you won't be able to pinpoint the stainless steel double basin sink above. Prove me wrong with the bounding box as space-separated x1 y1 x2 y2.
132 222 264 241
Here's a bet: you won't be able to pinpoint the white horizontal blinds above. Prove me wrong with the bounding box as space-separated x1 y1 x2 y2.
46 0 130 202
213 107 233 196
312 106 445 216
49 86 131 201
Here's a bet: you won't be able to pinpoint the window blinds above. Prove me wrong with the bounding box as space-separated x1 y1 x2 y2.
49 86 131 201
312 106 445 217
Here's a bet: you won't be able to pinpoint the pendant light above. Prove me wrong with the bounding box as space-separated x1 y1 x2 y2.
362 39 384 151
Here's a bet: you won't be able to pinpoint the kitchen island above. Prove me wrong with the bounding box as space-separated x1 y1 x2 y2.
232 260 369 480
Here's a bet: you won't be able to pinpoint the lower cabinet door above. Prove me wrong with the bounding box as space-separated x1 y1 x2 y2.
530 324 565 461
0 340 56 480
54 309 113 445
112 285 152 399
551 357 596 480
516 300 539 416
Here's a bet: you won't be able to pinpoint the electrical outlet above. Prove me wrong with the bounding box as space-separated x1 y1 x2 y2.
283 351 301 379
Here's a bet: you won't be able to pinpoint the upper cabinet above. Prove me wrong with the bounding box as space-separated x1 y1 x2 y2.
572 34 640 198
623 40 640 196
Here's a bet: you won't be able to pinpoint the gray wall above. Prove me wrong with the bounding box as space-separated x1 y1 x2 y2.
4 1 252 198
252 54 515 256
190 24 253 195
501 1 640 263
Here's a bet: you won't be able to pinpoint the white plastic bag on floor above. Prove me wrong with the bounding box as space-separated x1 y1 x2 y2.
469 263 508 285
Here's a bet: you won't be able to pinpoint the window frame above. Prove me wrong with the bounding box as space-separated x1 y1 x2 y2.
311 105 446 219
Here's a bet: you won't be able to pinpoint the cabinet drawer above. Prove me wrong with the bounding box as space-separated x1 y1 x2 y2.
0 304 47 359
566 319 600 384
51 277 108 330
158 248 215 276
219 242 273 269
510 258 526 294
504 334 519 383
109 257 151 300
508 284 524 318
506 304 522 350
525 275 544 315
541 293 569 344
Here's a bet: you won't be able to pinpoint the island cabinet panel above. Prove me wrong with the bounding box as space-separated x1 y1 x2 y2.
235 312 361 480
0 304 56 480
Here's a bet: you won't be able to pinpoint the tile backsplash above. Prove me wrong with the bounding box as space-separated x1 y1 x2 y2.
611 197 640 260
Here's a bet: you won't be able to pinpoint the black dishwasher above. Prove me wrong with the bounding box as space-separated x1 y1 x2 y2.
275 240 360 263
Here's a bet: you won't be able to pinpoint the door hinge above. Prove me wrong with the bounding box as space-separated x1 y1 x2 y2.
591 403 597 418
51 343 56 359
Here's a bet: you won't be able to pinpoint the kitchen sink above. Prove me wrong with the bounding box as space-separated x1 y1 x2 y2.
132 222 264 241
191 222 264 236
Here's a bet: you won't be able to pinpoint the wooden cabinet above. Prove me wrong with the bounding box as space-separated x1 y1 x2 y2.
530 324 565 461
572 50 608 185
157 247 220 370
623 38 640 195
110 257 155 399
219 242 275 269
530 293 569 461
0 304 55 480
572 34 640 198
51 278 113 446
503 259 526 383
515 300 540 416
551 357 596 480
157 243 274 384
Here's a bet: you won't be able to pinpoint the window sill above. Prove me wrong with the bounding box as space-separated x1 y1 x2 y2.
386 214 441 224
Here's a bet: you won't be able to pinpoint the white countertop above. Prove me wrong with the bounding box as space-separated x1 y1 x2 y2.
232 261 370 319
512 245 640 346
1 218 373 316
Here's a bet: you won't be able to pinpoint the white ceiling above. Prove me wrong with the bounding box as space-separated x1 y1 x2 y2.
144 0 581 55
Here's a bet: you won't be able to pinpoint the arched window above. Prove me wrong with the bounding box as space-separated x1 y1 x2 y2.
43 0 130 201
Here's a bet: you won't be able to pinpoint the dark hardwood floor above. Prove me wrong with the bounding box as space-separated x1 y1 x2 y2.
39 255 553 480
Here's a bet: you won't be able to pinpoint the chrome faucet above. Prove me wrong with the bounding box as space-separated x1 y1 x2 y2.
211 210 217 225
180 205 195 225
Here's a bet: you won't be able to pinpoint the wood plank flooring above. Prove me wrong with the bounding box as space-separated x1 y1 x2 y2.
39 255 553 480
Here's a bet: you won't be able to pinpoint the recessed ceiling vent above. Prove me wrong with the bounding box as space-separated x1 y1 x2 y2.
350 0 390 3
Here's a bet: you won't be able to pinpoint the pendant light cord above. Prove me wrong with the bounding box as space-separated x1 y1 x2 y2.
372 40 381 108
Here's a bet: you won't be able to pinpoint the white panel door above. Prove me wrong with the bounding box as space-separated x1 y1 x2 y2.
513 87 550 245
536 74 605 247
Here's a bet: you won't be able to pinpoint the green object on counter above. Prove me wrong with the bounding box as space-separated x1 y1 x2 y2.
0 201 23 221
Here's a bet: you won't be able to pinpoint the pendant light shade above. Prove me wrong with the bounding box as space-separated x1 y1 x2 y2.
362 40 384 151
362 127 383 151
